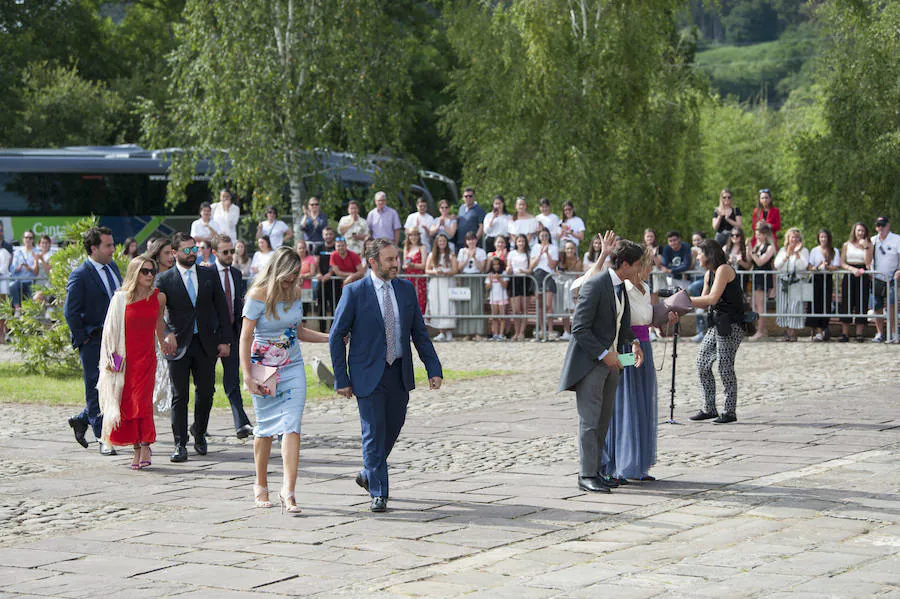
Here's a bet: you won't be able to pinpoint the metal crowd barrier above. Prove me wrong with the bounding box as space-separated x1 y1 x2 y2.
4 267 897 342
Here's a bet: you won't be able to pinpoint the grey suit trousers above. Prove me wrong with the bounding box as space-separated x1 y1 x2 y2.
575 362 620 477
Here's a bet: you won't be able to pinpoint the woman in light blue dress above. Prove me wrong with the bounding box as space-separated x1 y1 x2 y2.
240 247 329 514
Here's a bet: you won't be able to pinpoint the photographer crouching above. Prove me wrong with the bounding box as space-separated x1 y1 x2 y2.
688 239 746 424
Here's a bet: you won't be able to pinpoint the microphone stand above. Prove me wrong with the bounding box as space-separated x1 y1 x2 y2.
667 321 680 424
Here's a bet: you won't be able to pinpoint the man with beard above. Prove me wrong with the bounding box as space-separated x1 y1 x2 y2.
329 238 443 512
210 235 252 439
156 232 233 462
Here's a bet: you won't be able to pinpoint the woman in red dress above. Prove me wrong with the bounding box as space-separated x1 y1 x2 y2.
99 257 172 470
402 228 428 314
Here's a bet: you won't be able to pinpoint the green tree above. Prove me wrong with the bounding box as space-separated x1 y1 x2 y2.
792 0 900 231
439 0 705 241
144 0 416 227
7 62 126 148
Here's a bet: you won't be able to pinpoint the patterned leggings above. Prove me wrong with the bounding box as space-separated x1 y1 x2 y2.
696 324 743 415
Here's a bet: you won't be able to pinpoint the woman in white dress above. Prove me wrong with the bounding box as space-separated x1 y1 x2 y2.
774 227 809 341
482 194 512 254
250 236 275 280
508 196 539 246
535 198 561 247
211 189 241 241
425 233 458 341
558 201 586 249
257 205 292 249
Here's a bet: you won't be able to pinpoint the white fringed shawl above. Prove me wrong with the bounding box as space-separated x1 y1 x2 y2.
97 290 127 443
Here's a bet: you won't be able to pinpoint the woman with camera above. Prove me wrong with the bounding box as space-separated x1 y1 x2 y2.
689 240 745 424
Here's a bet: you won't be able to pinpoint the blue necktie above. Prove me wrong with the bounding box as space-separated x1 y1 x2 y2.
615 283 623 302
185 271 198 333
101 265 117 299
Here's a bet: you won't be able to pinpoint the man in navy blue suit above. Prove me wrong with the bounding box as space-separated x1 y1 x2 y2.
63 226 122 456
329 238 443 513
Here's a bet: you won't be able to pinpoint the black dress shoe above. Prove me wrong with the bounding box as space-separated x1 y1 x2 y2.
194 435 208 455
689 410 718 421
370 496 387 512
170 445 188 463
713 413 737 424
578 476 611 493
615 477 630 486
599 475 620 488
236 424 253 439
68 417 89 448
99 442 117 456
355 471 369 493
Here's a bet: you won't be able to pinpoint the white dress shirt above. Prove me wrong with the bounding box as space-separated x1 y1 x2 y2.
87 257 119 297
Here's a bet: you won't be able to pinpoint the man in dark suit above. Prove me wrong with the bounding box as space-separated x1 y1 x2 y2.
559 240 645 493
329 238 443 513
63 226 121 456
209 235 252 439
156 232 233 462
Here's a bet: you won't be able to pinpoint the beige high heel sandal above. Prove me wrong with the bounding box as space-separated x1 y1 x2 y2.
279 489 302 515
253 484 273 508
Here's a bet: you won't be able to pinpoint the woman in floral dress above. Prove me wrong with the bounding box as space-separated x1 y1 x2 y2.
240 247 329 513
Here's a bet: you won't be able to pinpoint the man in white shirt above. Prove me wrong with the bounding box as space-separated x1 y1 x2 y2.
404 197 435 250
190 202 221 245
871 216 900 343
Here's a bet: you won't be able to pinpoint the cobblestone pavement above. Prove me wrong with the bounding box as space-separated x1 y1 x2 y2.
0 339 898 598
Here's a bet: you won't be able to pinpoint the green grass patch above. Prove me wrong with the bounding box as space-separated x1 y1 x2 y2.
0 362 513 407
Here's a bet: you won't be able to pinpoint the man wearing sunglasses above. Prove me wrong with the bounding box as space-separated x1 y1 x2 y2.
63 226 121 456
156 232 234 462
871 216 900 343
210 235 252 438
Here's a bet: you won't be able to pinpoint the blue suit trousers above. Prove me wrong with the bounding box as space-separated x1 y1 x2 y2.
76 339 103 440
356 360 409 498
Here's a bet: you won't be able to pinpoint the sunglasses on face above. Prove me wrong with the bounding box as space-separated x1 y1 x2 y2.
139 267 157 276
219 249 235 256
182 246 199 254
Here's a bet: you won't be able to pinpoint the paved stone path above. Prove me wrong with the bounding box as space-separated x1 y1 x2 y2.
0 340 897 598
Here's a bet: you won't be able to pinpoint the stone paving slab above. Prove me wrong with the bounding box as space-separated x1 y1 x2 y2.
0 341 898 597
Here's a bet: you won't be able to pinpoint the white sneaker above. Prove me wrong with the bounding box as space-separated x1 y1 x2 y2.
434 333 446 342
872 334 885 343
560 331 572 341
445 332 453 342
649 330 658 342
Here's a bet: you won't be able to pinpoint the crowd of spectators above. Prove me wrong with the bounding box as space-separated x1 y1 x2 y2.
1 187 898 344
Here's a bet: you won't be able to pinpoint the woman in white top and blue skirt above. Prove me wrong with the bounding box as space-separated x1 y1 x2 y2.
602 249 673 483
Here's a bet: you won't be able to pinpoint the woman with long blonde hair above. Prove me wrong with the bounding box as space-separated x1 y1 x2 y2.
239 247 329 513
98 257 172 470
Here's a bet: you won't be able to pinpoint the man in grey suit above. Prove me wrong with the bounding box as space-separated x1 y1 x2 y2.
559 240 645 493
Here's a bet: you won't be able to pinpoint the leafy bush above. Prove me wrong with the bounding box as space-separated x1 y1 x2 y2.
0 217 128 375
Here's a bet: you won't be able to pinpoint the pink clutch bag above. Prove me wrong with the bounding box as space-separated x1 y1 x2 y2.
109 352 124 372
663 289 694 315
